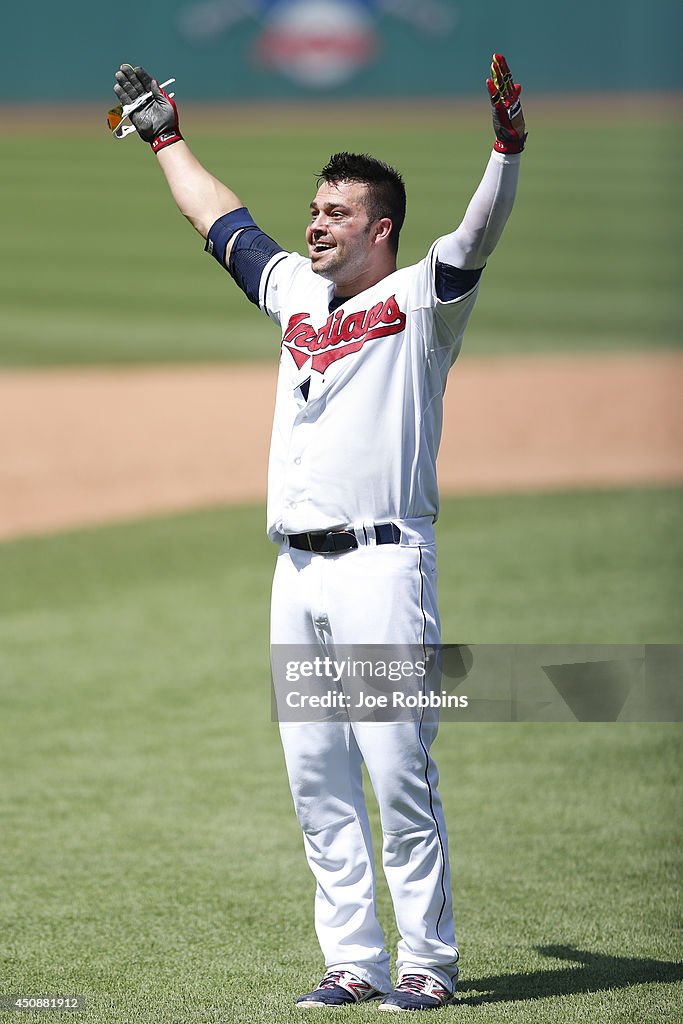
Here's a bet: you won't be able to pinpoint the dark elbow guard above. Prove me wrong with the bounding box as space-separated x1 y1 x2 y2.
205 207 259 267
204 207 284 306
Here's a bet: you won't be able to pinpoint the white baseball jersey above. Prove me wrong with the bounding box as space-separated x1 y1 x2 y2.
250 150 520 542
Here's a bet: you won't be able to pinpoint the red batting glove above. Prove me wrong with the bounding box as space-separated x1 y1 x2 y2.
486 53 527 155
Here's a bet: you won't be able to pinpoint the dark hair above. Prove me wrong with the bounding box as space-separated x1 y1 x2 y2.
317 152 406 255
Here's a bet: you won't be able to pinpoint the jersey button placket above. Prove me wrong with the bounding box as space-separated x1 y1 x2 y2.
281 414 313 519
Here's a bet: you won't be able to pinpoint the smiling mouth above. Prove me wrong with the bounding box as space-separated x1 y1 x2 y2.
312 241 336 254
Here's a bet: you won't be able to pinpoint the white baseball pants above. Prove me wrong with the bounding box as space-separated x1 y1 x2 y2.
270 521 459 993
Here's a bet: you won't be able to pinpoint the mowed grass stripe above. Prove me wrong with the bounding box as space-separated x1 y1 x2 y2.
0 488 681 1023
1 118 680 364
0 488 681 638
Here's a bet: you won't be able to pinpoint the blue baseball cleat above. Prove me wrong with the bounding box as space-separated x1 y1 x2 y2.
378 971 457 1012
296 969 386 1009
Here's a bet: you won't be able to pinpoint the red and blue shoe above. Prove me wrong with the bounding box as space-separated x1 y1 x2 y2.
378 971 457 1012
296 969 386 1009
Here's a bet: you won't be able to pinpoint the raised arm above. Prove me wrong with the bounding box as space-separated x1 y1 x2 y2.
113 65 243 242
433 54 526 295
113 64 288 312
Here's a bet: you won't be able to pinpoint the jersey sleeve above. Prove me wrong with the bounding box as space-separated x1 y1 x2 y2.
257 250 312 327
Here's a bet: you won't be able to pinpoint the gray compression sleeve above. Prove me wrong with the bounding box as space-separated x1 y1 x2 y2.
435 150 521 271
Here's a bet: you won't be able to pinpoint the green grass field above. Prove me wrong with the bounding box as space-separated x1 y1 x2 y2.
1 111 680 365
1 488 681 1023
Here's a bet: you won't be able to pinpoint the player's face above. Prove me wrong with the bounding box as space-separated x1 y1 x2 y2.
306 181 376 286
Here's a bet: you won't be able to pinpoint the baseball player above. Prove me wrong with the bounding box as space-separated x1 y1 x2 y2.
113 55 525 1011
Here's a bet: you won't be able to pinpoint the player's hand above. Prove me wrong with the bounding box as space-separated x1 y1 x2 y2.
486 53 527 155
113 64 183 153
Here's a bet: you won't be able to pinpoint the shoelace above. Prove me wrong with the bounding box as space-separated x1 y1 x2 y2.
395 974 433 995
319 970 346 990
395 970 448 995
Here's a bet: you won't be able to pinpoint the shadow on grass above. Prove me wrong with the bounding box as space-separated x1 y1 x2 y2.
456 945 683 1006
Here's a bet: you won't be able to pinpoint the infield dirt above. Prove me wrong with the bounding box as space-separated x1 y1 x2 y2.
1 350 681 541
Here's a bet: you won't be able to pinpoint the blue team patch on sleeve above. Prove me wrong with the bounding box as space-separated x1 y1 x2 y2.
434 259 484 302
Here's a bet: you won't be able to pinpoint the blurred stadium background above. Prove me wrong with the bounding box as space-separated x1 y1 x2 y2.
1 2 682 1022
2 0 681 100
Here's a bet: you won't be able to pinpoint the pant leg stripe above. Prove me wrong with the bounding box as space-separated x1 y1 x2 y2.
416 546 458 960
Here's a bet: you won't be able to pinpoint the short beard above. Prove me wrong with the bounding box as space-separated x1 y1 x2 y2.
310 224 371 283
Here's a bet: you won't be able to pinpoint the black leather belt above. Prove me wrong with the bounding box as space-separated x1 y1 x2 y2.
288 523 401 554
